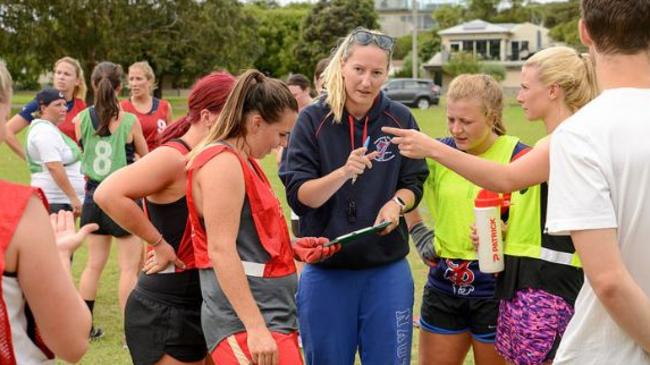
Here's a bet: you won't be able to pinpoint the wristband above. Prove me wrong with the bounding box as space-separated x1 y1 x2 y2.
392 196 406 213
150 234 164 247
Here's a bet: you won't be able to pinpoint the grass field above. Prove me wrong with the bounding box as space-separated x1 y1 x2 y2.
0 92 546 364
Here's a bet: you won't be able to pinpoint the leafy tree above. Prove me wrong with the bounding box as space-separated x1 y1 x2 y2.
479 62 506 82
549 19 582 49
466 0 499 21
293 0 378 77
394 51 418 78
418 32 440 62
0 28 41 89
393 35 413 60
432 4 465 30
393 32 440 62
539 0 580 28
443 52 480 77
248 0 281 8
431 0 579 33
245 4 310 77
537 0 581 48
491 0 532 23
0 0 259 97
442 52 505 82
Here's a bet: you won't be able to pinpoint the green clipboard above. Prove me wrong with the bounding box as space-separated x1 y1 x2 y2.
324 221 391 247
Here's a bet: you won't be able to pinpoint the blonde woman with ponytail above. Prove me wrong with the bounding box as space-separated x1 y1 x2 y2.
279 27 429 364
385 46 598 365
74 61 148 340
186 69 338 365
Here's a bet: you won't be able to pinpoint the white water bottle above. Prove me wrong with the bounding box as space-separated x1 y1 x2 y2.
474 189 504 273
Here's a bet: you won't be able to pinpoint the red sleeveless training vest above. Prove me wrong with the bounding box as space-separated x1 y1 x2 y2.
0 181 50 364
186 144 295 278
120 98 171 151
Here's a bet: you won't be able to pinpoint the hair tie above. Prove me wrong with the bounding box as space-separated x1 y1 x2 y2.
253 72 265 84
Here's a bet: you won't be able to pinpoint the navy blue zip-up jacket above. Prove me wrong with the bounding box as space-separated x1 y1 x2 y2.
279 92 429 269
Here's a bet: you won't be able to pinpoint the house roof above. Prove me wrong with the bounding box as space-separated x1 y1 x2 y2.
438 19 515 35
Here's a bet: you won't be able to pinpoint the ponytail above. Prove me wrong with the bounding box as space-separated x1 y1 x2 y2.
190 69 297 160
91 62 122 137
160 115 192 145
160 71 235 144
524 46 599 113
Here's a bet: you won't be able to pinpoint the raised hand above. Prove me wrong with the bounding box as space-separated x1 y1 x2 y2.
341 147 380 183
50 210 98 256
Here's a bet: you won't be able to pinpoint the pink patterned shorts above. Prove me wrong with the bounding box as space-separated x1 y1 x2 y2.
495 288 574 365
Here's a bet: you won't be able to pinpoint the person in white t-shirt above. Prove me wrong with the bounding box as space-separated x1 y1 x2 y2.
545 0 650 363
26 88 84 215
1 59 97 365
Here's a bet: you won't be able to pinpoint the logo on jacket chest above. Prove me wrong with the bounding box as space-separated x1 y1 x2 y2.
373 136 395 162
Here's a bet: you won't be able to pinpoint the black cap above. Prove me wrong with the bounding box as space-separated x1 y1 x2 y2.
36 88 66 106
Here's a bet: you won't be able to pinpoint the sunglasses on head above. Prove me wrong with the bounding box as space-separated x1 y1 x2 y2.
350 29 395 52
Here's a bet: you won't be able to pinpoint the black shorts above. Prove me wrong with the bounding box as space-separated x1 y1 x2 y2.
80 197 131 237
125 288 207 365
48 203 72 214
420 285 499 343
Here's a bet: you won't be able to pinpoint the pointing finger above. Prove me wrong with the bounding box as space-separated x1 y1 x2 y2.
381 126 404 136
365 151 380 159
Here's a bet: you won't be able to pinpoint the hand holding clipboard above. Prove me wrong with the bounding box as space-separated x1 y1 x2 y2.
324 221 391 247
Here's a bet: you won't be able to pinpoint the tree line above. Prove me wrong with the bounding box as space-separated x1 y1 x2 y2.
0 0 580 94
0 0 378 95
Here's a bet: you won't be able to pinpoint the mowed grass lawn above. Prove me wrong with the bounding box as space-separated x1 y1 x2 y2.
0 92 546 365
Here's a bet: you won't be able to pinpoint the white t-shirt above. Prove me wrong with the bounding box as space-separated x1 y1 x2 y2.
547 88 650 364
26 119 84 204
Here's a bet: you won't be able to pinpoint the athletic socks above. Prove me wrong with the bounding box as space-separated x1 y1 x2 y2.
84 299 95 316
84 299 105 340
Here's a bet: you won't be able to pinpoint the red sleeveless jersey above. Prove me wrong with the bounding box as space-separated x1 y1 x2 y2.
120 98 171 151
58 98 86 140
0 181 49 365
186 144 295 278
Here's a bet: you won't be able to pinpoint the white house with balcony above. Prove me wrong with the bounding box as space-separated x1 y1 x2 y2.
423 19 552 92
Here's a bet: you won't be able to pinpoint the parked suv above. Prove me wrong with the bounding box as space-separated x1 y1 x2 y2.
383 78 440 109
